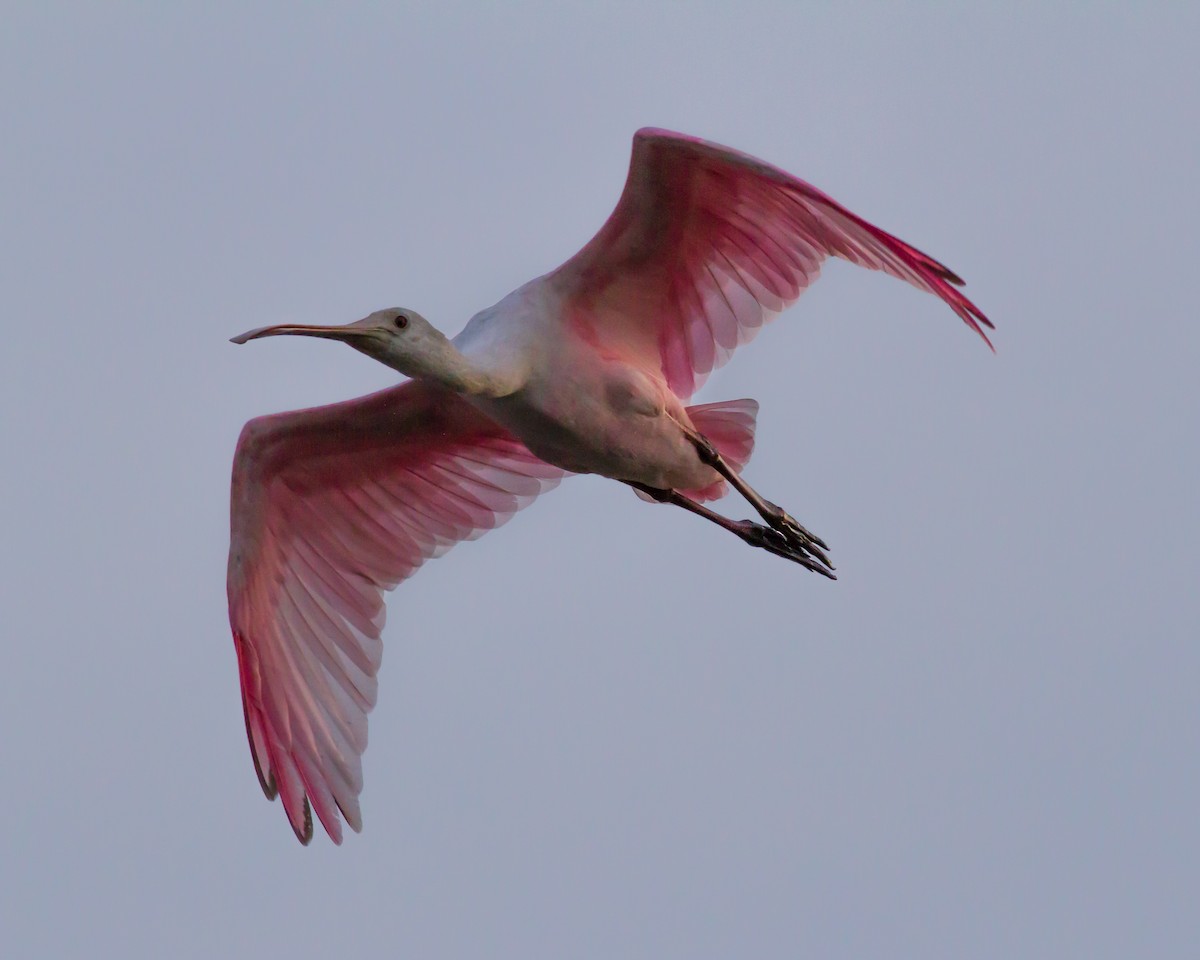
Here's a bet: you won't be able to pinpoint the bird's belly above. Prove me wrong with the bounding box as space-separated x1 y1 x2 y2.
471 379 715 491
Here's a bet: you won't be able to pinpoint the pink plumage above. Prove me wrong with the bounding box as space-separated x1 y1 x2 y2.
552 129 992 397
679 399 759 502
228 382 563 843
228 128 991 842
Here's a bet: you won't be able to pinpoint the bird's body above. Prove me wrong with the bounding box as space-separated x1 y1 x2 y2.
229 129 992 844
455 282 710 489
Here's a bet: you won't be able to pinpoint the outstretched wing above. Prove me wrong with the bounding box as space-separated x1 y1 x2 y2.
549 127 992 397
227 381 564 843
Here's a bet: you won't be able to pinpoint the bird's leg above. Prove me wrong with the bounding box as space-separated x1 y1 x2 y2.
628 483 836 579
684 430 834 571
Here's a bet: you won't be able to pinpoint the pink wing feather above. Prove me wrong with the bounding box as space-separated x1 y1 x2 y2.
550 128 993 397
227 381 563 843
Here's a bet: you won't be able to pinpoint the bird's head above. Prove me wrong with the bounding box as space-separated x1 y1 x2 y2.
231 308 451 379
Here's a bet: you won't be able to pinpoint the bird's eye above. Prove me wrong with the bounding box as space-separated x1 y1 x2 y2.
394 314 409 330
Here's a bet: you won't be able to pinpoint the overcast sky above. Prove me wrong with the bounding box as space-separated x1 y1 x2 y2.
2 3 1197 958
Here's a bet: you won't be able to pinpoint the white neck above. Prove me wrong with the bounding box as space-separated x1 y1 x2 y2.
383 330 522 398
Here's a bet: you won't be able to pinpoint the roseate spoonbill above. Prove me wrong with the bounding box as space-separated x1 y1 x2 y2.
228 128 992 844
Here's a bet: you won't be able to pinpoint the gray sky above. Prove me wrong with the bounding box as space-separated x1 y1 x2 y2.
3 3 1197 957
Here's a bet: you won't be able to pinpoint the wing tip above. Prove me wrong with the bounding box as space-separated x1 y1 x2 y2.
233 630 281 801
256 766 278 801
898 238 993 349
974 322 997 353
912 255 997 347
242 709 278 801
950 285 996 351
292 799 315 845
336 796 365 836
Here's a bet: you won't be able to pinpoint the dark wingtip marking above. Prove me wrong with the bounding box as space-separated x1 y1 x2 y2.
920 250 965 288
235 635 278 801
243 709 277 800
293 800 314 846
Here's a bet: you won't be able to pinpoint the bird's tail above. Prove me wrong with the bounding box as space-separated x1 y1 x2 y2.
680 398 759 502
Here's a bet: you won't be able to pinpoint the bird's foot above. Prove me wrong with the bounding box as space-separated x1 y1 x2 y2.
735 520 837 580
759 500 834 570
683 430 835 572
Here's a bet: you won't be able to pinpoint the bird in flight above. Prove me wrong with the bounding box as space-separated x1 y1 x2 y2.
228 128 992 844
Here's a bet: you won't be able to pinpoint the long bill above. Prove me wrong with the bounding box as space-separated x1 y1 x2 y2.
230 323 373 345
